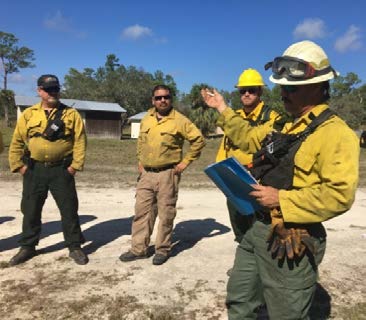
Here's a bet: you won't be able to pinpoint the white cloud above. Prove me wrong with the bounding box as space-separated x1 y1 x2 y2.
293 18 327 39
9 74 26 84
334 25 363 53
44 11 70 31
44 11 86 38
120 24 153 40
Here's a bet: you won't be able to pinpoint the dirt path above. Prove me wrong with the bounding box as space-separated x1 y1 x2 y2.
0 182 365 319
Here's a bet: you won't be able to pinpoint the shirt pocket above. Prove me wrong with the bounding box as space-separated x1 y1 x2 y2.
139 126 151 143
26 118 43 137
294 148 316 174
160 129 182 149
63 118 73 136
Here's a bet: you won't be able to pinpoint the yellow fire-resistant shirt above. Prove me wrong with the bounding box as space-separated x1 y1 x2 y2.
217 104 359 224
0 131 3 154
215 102 279 164
137 108 205 167
9 102 86 172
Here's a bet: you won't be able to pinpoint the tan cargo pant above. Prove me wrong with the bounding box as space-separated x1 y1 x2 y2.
131 168 180 256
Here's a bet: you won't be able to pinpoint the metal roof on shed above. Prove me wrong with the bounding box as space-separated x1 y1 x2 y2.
15 95 126 113
129 111 147 121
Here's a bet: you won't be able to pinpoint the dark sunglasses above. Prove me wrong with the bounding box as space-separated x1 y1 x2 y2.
154 95 171 101
238 87 259 95
281 85 299 93
43 86 60 93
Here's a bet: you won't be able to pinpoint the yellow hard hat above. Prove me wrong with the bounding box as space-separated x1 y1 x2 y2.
235 68 265 87
268 40 338 85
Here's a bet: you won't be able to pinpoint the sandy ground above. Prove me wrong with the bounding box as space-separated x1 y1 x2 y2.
0 181 365 319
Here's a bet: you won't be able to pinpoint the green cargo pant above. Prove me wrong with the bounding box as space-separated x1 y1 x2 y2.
227 219 326 320
227 200 254 243
19 161 85 249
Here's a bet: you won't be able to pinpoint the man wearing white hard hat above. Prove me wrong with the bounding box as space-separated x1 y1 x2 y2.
201 40 359 319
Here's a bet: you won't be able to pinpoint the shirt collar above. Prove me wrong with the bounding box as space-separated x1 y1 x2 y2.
236 101 264 119
148 107 175 119
284 104 329 133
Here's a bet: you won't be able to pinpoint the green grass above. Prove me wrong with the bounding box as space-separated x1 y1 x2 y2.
0 123 220 187
1 121 365 188
75 136 220 188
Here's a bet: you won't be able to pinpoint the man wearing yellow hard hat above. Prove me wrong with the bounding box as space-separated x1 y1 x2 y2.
202 40 359 319
216 69 278 250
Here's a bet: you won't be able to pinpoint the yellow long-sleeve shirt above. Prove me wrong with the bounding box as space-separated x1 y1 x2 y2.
9 102 86 172
137 108 205 167
217 104 359 224
216 102 279 164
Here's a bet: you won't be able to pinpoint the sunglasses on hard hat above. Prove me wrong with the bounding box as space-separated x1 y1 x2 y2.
238 87 259 95
265 56 332 80
154 95 171 101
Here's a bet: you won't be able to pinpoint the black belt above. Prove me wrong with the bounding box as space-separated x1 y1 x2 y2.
32 156 72 168
144 164 176 172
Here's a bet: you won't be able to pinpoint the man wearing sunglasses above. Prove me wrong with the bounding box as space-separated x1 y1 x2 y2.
201 40 359 319
8 74 88 266
216 68 278 250
120 84 205 265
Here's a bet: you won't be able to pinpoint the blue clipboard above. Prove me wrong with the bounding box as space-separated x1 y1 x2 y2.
204 157 263 215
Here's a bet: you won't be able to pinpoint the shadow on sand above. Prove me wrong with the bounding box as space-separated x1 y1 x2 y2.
0 214 96 253
170 218 231 257
0 216 15 225
39 215 133 255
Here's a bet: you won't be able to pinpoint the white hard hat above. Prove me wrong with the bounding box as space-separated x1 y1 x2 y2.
266 40 338 85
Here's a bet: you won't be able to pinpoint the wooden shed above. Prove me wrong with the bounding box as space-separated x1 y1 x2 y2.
15 96 127 139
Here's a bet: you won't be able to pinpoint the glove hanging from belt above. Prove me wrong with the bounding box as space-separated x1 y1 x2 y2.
267 208 316 260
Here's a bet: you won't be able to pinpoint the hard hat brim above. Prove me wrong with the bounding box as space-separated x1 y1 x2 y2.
269 70 338 85
234 84 266 88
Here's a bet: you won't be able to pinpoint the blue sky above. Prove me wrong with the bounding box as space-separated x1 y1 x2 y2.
1 0 365 97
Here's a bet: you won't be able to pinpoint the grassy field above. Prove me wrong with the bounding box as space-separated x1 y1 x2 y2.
1 127 366 188
1 124 365 188
0 132 221 188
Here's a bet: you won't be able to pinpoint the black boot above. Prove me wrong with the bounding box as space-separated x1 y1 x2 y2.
69 248 89 265
9 247 37 266
119 251 148 262
152 254 169 265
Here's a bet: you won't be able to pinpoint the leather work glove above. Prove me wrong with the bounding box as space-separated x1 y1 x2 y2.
267 208 315 260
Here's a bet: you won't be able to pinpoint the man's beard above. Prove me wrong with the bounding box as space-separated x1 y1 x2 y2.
157 106 172 116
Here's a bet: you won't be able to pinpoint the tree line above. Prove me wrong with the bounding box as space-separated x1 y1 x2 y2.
1 31 366 135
